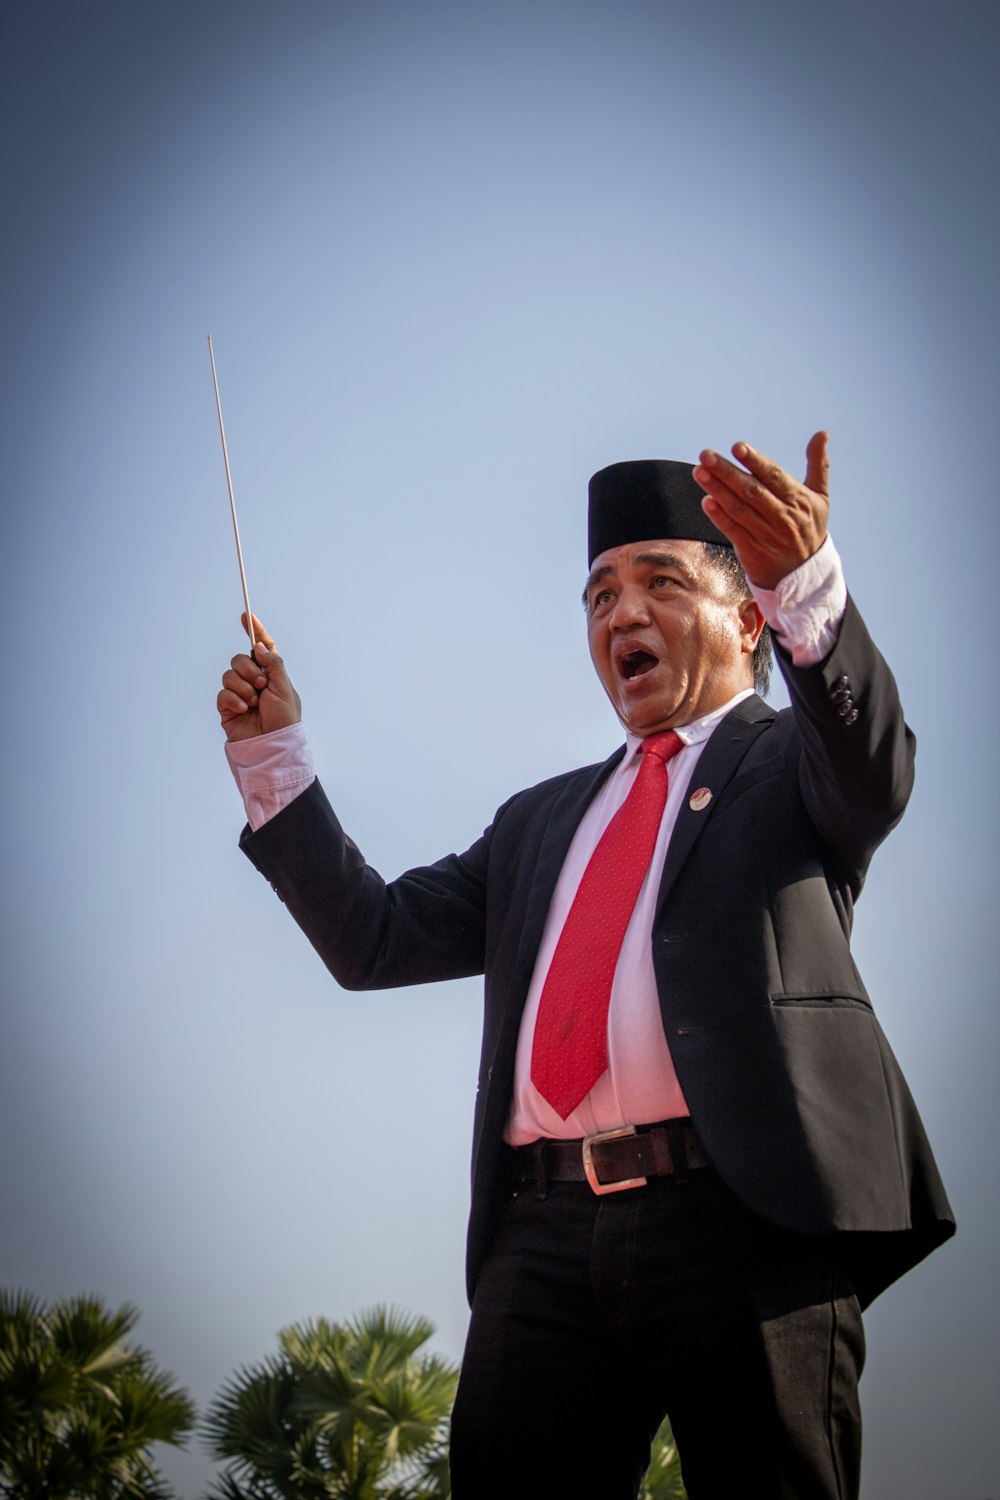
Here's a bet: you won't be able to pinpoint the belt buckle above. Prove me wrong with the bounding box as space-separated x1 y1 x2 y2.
582 1125 646 1195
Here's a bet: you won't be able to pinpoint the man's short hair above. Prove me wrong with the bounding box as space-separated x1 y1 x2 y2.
703 543 772 697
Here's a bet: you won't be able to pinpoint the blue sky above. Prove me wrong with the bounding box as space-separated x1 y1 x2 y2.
2 2 998 1493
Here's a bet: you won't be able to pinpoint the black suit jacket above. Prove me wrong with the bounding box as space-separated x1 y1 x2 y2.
240 596 954 1308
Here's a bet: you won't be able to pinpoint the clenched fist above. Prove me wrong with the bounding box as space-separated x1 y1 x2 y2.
217 613 302 742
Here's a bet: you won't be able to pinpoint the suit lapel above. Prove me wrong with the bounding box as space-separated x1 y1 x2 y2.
656 695 775 916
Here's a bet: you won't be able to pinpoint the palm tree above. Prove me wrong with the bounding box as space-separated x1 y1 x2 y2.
202 1305 458 1499
639 1415 688 1500
0 1287 195 1499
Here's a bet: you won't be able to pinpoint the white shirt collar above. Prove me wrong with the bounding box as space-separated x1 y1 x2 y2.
623 687 756 762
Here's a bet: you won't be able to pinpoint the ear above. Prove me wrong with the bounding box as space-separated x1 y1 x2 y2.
737 597 765 657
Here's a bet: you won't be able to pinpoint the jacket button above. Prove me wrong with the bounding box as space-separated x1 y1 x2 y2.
844 708 859 725
837 698 854 717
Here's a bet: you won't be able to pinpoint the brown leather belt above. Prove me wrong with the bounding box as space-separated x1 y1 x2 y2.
512 1119 709 1196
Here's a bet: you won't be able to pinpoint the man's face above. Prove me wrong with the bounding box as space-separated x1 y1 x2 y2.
585 539 763 735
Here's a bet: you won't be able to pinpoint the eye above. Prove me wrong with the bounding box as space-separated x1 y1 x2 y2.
589 587 615 612
650 574 674 591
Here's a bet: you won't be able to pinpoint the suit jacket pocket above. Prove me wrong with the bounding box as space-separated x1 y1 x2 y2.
771 991 872 1010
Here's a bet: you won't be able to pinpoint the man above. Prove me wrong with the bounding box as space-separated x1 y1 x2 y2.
218 435 953 1499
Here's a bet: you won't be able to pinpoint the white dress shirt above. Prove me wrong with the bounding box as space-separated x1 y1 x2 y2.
226 537 848 1140
505 693 751 1143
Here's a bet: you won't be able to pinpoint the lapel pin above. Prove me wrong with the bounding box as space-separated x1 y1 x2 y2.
689 787 712 812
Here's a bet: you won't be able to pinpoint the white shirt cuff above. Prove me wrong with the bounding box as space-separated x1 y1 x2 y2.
748 535 848 667
225 722 316 831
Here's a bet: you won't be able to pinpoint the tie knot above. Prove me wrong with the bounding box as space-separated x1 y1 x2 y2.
640 730 683 767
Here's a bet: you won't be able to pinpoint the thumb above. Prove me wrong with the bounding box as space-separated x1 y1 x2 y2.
251 639 288 687
251 640 302 729
242 611 276 653
804 430 830 497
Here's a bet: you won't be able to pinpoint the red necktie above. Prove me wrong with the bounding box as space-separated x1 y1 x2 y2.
530 730 683 1119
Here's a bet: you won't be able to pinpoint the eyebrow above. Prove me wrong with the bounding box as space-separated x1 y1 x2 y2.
634 550 692 573
582 563 615 605
582 550 693 606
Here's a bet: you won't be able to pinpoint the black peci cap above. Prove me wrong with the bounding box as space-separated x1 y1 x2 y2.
587 459 731 566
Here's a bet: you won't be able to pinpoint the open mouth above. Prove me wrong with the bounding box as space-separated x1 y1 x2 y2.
620 650 659 681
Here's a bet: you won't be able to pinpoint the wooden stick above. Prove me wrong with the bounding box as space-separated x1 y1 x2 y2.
207 334 256 653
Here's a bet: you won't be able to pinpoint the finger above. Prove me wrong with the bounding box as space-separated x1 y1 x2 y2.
804 430 829 497
729 442 803 503
698 494 760 550
221 667 260 705
217 687 251 718
244 640 297 705
694 455 785 531
229 652 268 688
242 612 277 653
694 456 745 506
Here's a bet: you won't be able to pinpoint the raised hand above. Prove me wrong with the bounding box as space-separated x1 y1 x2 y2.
693 431 830 590
217 613 302 742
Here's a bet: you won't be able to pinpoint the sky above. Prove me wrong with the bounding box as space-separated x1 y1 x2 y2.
1 1 998 1494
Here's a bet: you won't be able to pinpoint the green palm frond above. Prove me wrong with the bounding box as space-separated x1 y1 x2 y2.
0 1343 80 1419
290 1351 365 1423
278 1319 348 1370
364 1369 457 1465
0 1288 194 1500
203 1359 300 1455
639 1414 688 1500
0 1290 47 1342
344 1308 437 1377
49 1294 140 1375
204 1307 457 1500
103 1366 197 1447
205 1472 266 1500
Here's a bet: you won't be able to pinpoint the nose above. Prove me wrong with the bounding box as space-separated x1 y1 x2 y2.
608 582 651 630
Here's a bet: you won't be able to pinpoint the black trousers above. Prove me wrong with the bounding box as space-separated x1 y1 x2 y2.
450 1168 864 1500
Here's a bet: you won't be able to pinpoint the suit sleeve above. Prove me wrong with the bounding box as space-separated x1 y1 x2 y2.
778 593 916 880
239 777 492 990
